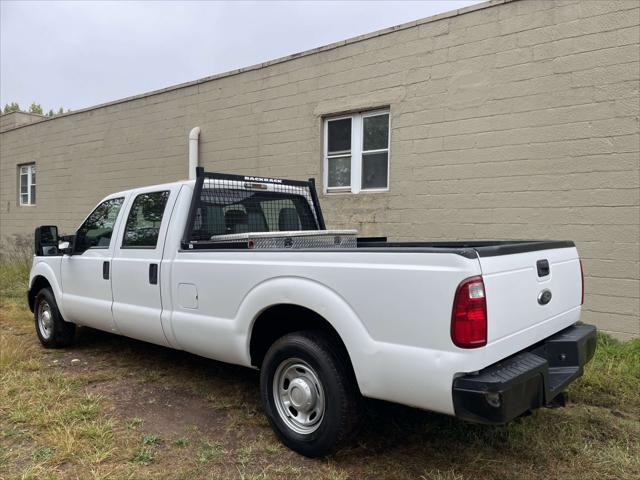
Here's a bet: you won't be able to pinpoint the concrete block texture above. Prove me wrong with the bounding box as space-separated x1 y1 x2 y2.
1 0 638 338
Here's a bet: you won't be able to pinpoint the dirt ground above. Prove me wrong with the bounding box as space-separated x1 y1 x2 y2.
1 301 638 480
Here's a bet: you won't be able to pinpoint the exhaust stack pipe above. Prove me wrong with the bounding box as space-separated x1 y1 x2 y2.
188 127 201 180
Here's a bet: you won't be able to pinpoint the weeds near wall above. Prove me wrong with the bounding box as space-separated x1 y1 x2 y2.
0 234 32 302
1 234 33 264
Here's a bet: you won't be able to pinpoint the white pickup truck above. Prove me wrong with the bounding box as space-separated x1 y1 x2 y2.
29 169 596 457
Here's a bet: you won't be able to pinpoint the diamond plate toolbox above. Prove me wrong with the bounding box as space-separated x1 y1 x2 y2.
207 230 358 249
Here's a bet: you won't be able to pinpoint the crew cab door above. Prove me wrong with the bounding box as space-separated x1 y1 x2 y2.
60 196 126 331
111 186 178 346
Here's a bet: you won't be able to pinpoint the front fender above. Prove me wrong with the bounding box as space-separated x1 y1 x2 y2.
29 258 66 318
235 276 379 395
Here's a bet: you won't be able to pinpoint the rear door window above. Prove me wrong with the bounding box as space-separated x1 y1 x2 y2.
121 191 170 248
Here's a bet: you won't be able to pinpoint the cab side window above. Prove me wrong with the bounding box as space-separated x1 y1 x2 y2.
122 191 170 248
75 197 125 253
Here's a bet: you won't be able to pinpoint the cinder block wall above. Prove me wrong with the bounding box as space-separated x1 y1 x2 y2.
1 0 638 339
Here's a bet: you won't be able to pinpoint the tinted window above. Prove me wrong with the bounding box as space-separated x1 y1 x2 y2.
327 118 351 153
189 189 316 240
362 151 389 189
363 114 389 151
122 191 170 248
327 156 351 188
260 198 302 231
75 198 124 252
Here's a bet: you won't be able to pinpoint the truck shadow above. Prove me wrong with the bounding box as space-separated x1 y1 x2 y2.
69 326 543 476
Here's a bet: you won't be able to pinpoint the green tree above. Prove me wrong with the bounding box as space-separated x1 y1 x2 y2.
2 101 67 116
3 102 20 113
29 102 43 115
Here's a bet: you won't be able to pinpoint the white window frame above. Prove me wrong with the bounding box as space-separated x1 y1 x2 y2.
19 163 36 206
323 109 390 194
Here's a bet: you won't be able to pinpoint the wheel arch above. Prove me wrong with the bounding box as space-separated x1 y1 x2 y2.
28 275 52 311
238 276 374 394
28 261 65 317
250 304 348 365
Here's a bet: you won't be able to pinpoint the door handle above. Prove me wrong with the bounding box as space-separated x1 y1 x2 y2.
103 261 110 280
149 263 158 285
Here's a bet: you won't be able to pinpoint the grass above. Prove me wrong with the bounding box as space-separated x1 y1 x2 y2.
0 260 30 304
132 447 156 465
127 417 144 429
174 437 190 447
143 434 163 446
1 261 639 479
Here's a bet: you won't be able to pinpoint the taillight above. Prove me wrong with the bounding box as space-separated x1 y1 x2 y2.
579 259 584 305
451 276 487 348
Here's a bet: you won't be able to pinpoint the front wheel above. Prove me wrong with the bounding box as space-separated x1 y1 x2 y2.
34 288 75 348
260 331 362 457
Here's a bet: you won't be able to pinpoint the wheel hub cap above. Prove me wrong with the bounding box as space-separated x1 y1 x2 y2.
288 378 315 411
273 358 325 434
38 301 53 340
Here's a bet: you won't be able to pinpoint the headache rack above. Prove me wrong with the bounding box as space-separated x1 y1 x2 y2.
181 168 357 250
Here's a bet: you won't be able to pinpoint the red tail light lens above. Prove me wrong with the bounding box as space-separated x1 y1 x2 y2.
579 259 584 305
451 276 487 348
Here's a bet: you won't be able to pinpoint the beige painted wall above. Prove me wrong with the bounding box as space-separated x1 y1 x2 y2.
0 111 45 132
1 0 638 339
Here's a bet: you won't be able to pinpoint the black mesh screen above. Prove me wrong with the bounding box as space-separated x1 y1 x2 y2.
186 174 321 244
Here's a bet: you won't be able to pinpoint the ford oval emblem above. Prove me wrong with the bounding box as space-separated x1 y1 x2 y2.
538 289 552 305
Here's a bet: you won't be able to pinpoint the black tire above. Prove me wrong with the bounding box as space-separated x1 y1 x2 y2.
34 288 75 348
260 330 362 457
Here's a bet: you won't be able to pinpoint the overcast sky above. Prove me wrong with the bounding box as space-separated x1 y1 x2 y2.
1 0 481 112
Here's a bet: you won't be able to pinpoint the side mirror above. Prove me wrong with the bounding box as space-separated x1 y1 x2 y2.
35 225 59 256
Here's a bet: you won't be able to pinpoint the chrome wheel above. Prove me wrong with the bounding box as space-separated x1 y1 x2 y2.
37 300 54 340
273 358 325 434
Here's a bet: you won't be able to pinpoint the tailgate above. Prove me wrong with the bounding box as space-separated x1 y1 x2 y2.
478 246 582 343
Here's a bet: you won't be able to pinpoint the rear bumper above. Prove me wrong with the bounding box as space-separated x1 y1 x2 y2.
452 323 597 424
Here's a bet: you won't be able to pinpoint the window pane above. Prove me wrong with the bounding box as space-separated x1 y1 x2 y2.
122 191 170 247
31 168 36 185
189 189 317 241
361 152 388 189
259 198 307 232
327 156 351 188
327 118 351 153
222 203 249 234
31 186 36 204
363 114 389 151
76 198 124 251
20 194 28 205
20 173 28 188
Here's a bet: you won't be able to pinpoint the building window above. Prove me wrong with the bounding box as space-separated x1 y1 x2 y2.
324 109 389 193
19 164 36 205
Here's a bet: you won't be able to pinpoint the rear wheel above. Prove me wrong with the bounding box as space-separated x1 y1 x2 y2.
260 331 362 457
34 288 75 348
